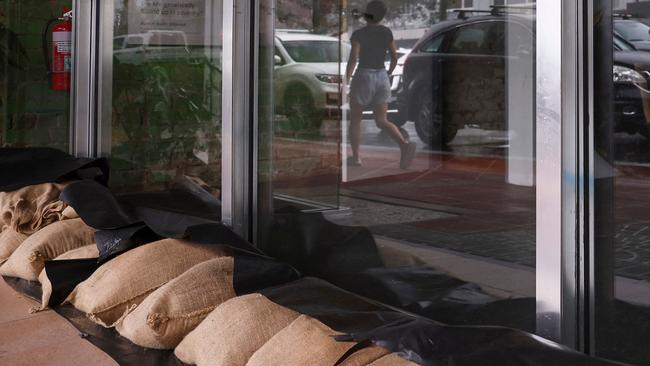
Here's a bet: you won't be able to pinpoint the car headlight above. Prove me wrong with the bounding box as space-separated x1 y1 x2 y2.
316 74 342 84
613 65 646 84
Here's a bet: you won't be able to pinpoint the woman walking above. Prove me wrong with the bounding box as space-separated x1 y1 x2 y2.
345 0 416 169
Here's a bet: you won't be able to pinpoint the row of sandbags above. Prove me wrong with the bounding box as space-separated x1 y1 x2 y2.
4 237 415 365
0 182 416 365
58 238 415 365
0 150 621 366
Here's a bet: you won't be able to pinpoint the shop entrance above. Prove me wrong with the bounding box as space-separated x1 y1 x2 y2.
256 0 539 338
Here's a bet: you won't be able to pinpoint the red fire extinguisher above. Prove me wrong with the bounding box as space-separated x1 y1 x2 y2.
44 8 72 91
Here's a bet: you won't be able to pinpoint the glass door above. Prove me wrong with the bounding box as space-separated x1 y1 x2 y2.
257 0 343 211
591 0 650 363
97 0 223 194
0 0 73 151
258 0 539 336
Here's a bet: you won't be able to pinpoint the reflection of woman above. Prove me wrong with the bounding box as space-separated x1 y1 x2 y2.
345 0 416 169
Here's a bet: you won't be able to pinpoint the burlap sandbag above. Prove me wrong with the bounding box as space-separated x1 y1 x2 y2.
35 244 100 313
0 227 29 264
0 218 95 281
174 293 300 366
0 182 69 235
116 257 236 349
53 244 99 260
66 239 228 327
246 315 387 366
61 205 79 220
367 353 420 365
339 346 391 366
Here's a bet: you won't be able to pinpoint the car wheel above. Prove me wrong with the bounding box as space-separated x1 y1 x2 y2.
285 85 319 131
414 89 456 147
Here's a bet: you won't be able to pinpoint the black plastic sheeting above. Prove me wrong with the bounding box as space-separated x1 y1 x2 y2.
260 209 630 365
60 179 261 263
336 318 620 366
263 207 385 280
263 208 533 329
0 147 108 191
260 278 625 366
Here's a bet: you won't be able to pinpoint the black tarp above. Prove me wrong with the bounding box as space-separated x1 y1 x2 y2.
0 147 108 191
260 278 624 366
263 208 535 331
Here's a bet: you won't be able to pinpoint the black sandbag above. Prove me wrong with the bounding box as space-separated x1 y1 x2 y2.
0 147 108 192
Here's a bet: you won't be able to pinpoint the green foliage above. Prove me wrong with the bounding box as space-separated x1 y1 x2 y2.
110 51 222 171
0 22 27 81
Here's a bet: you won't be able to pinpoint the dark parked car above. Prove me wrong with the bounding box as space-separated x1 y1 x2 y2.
612 34 650 138
399 12 650 146
614 18 650 52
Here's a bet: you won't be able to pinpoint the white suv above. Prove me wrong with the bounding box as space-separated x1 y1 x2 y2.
113 30 190 65
274 30 407 129
274 31 348 128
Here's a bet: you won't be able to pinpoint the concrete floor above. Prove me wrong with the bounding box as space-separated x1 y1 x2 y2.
0 277 117 366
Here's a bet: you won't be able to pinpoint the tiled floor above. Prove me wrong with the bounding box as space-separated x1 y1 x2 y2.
0 277 117 366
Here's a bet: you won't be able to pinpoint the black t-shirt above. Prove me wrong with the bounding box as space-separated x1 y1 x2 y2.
350 25 393 70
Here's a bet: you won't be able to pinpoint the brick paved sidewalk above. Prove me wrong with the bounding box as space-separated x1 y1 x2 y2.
339 149 650 282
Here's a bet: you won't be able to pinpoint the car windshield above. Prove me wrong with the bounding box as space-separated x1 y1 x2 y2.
614 34 636 51
283 40 350 62
615 20 650 42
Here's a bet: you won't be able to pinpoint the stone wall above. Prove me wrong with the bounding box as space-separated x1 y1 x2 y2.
444 58 506 132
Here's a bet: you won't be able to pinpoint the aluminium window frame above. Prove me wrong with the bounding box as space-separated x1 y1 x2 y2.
71 0 590 352
71 0 98 157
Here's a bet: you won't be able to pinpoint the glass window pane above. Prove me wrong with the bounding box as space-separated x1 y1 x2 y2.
594 1 650 364
99 0 222 194
258 0 537 335
421 35 444 53
0 1 72 150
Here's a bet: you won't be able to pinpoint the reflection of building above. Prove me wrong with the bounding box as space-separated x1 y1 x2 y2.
615 0 650 13
446 0 535 11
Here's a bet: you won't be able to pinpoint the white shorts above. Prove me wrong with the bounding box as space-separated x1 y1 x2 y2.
350 68 391 107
